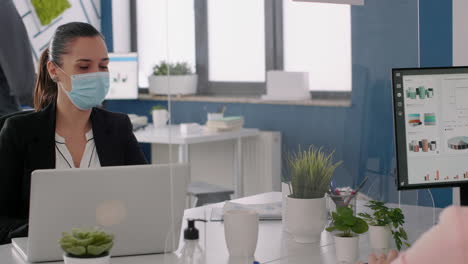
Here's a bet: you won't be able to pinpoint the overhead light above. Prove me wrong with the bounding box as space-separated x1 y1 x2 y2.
292 0 364 5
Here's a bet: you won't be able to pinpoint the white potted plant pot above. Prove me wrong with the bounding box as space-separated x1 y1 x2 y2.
281 182 291 233
334 235 359 263
152 109 169 128
368 225 392 253
63 253 110 264
285 196 327 243
148 74 198 95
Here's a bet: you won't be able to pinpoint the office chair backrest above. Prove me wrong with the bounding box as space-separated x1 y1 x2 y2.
0 110 34 131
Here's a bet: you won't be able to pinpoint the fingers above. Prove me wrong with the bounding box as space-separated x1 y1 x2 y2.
368 253 378 264
387 249 399 262
377 253 387 263
367 252 396 264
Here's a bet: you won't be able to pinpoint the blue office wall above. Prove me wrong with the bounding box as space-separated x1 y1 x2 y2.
416 0 454 206
420 0 453 68
100 0 113 52
104 0 453 207
350 0 420 205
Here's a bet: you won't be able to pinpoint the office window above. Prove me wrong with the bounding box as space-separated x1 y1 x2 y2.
137 0 196 87
207 0 266 82
283 0 352 91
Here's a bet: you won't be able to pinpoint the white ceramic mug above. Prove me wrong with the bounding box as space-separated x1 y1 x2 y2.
152 110 169 128
224 209 259 257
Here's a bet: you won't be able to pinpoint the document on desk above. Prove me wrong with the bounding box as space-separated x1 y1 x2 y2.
210 201 282 221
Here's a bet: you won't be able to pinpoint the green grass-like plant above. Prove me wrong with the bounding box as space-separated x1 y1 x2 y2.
59 228 114 258
32 0 71 26
287 146 342 199
326 207 369 237
153 61 193 76
151 105 167 111
358 200 411 251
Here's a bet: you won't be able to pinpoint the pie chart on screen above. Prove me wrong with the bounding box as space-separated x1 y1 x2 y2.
447 137 468 150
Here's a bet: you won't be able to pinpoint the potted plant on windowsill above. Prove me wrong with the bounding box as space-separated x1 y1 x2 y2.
148 61 198 95
326 207 369 263
284 146 342 243
60 228 114 264
358 200 411 253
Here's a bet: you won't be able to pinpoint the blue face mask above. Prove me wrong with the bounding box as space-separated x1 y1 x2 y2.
57 67 110 110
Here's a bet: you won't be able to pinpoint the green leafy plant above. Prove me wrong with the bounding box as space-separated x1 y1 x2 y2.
59 228 114 258
287 146 342 199
358 200 411 251
326 207 369 237
152 61 193 76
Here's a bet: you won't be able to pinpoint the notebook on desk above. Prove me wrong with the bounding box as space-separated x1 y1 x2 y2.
12 164 189 263
210 201 282 221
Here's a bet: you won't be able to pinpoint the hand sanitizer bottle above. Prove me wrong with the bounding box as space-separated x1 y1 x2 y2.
178 219 206 264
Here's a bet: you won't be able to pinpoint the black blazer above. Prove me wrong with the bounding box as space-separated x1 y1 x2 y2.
0 103 147 244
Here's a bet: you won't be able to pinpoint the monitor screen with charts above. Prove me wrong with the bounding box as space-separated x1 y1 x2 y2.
106 52 138 99
393 67 468 191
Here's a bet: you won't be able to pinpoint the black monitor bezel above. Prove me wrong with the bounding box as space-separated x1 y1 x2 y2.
392 66 468 190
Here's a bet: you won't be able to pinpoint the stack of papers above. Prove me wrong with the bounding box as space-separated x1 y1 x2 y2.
210 201 282 221
128 114 148 131
206 116 244 132
180 123 203 135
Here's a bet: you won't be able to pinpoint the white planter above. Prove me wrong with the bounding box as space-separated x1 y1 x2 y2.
369 225 392 254
285 196 327 243
63 253 110 264
334 235 359 263
152 109 169 128
281 183 291 232
148 74 198 95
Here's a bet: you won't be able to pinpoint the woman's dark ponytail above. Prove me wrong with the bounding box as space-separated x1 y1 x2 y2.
33 22 104 111
33 48 57 111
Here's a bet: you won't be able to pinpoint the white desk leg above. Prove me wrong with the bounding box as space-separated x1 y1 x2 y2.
178 144 189 164
179 144 192 207
234 138 243 198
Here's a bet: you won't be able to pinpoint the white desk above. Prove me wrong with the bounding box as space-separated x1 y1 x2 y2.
0 192 442 264
134 125 260 197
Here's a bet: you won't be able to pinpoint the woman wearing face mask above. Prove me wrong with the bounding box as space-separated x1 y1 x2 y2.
0 22 147 244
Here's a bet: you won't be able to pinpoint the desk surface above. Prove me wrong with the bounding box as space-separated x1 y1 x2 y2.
134 124 259 144
0 192 442 264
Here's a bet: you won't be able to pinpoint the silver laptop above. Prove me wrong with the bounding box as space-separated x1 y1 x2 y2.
12 164 189 262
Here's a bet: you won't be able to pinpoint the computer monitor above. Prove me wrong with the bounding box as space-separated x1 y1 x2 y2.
392 66 468 205
106 52 138 99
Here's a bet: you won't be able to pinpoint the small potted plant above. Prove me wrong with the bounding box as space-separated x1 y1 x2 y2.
284 146 342 243
358 200 410 253
326 207 369 263
150 105 169 128
60 228 114 264
148 61 198 95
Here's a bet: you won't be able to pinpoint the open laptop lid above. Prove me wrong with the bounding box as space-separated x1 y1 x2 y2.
23 164 188 262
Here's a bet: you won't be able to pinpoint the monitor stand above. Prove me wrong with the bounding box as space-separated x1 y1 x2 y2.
460 184 468 206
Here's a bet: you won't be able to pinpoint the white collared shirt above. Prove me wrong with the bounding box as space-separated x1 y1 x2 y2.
55 130 101 169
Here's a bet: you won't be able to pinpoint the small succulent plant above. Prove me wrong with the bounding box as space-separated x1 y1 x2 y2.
59 228 114 258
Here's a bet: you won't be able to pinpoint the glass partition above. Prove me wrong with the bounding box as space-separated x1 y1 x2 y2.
130 0 449 262
105 0 450 262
